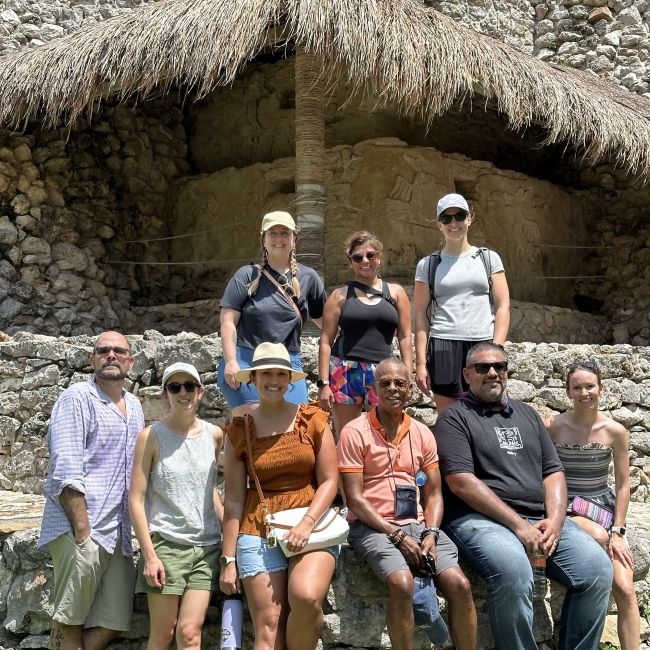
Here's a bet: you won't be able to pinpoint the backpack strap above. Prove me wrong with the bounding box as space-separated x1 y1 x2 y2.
476 248 494 309
426 251 442 322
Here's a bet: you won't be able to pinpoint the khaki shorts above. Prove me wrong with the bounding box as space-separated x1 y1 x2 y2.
136 532 219 595
49 532 135 631
348 521 459 582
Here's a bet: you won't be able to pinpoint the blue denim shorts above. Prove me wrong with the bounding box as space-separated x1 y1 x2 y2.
217 346 309 408
236 534 340 579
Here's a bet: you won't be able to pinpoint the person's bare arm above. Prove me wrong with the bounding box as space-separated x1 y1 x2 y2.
60 487 91 544
220 308 242 389
129 426 166 587
318 289 344 411
413 280 432 396
609 421 634 568
212 424 225 525
491 272 510 345
391 284 413 374
219 437 247 595
420 466 444 558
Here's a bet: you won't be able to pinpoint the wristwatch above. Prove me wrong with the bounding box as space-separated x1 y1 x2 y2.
610 525 626 537
220 555 236 566
316 379 328 388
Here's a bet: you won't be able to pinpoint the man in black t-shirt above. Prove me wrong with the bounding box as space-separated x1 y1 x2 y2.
435 342 612 650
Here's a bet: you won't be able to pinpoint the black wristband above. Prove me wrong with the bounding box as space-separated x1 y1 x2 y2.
316 379 328 388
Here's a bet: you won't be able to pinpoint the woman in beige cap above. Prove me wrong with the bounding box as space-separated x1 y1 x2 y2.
414 193 510 412
218 211 326 416
219 342 339 650
130 362 223 650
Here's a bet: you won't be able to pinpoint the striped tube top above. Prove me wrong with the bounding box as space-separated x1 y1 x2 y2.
554 442 613 499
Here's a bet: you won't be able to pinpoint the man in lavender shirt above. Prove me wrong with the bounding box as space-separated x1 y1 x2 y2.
40 331 145 650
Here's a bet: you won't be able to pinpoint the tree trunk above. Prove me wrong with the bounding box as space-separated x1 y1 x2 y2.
294 48 326 281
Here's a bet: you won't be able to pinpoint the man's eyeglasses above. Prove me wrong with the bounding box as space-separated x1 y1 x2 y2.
94 346 131 358
438 211 468 225
469 362 508 374
377 378 410 390
165 382 200 394
349 251 379 264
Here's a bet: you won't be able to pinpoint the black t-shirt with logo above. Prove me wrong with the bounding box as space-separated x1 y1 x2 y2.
435 398 564 521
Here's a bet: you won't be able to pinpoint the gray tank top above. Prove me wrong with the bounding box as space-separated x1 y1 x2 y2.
146 419 221 545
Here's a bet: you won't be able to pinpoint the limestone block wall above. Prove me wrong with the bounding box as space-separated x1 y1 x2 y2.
0 333 649 649
0 0 158 53
169 139 599 309
0 332 648 499
0 96 190 336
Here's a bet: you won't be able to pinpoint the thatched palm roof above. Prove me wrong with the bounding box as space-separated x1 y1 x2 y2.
1 0 649 176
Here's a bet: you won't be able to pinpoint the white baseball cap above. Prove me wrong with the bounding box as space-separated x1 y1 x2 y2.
162 362 202 388
436 193 470 218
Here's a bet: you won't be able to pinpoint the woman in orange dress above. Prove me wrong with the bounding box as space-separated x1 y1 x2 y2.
219 342 339 650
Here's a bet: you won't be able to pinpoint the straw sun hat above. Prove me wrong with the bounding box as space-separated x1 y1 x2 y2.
235 342 307 383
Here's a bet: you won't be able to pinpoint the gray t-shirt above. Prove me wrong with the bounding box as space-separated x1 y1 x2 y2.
220 263 326 353
414 247 504 341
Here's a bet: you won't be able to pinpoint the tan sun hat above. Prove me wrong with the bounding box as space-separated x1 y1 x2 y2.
260 211 296 233
235 342 307 383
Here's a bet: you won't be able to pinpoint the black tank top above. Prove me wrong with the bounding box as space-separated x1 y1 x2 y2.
331 282 399 363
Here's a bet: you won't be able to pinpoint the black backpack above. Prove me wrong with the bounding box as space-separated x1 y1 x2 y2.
426 248 493 319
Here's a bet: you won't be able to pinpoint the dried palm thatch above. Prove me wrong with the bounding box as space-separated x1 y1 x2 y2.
0 0 649 175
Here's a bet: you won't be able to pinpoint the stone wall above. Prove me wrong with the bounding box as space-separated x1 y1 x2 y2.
0 333 649 648
1 332 649 498
425 0 650 99
0 0 158 53
0 96 189 336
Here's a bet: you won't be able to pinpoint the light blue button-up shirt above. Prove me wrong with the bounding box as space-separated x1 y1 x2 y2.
39 378 144 556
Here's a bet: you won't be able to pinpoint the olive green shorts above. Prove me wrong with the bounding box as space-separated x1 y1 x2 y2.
136 533 219 595
49 532 135 631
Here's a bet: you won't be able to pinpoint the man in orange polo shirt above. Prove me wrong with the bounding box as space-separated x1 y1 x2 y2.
338 357 477 650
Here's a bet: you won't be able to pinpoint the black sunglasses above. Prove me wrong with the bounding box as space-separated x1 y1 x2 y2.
349 251 379 263
469 361 508 374
438 211 468 225
94 345 131 358
165 381 200 394
277 273 295 298
566 361 598 372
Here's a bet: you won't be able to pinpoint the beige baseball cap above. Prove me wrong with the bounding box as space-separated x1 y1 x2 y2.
260 211 296 233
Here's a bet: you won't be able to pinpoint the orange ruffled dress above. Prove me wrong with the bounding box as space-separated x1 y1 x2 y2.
226 403 329 538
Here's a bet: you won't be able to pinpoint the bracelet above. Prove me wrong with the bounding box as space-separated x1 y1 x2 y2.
303 513 316 524
388 529 407 547
421 527 440 543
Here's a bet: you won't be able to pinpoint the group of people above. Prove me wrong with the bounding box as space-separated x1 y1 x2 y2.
38 193 639 650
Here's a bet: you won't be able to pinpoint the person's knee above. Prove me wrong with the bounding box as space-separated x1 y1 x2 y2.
176 620 202 648
289 590 324 618
437 568 473 603
386 571 415 603
591 526 609 548
612 577 637 607
150 624 175 648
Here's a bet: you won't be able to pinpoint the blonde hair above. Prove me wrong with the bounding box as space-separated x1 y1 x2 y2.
246 235 301 299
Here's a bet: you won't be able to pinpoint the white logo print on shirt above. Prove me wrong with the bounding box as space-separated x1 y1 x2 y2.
494 427 523 453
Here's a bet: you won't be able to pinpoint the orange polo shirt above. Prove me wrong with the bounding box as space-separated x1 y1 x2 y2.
337 408 439 524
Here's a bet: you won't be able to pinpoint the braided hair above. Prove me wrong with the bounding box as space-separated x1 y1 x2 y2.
246 235 302 299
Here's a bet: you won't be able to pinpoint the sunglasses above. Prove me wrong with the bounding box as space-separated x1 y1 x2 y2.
469 362 508 374
566 361 598 372
377 378 410 390
438 211 468 225
277 273 296 298
349 251 379 264
165 381 200 394
94 345 131 358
